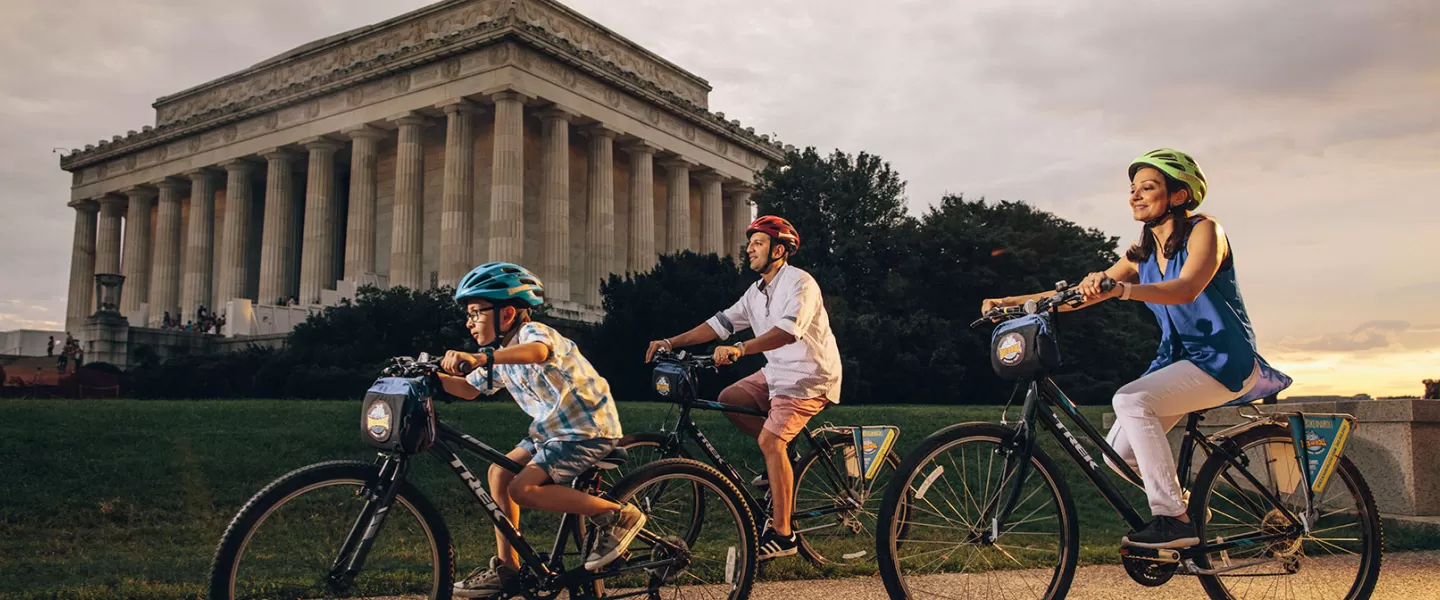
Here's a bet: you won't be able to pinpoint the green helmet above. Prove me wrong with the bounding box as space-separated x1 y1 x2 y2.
1128 148 1208 207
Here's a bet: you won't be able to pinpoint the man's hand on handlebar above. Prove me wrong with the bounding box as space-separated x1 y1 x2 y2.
441 350 483 376
713 344 743 366
645 339 674 363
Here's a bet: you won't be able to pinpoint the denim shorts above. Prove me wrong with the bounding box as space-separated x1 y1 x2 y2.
516 437 618 486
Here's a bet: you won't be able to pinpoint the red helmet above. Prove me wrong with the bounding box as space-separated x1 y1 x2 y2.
746 215 800 252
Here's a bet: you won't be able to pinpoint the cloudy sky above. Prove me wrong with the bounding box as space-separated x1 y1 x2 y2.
2 0 1436 397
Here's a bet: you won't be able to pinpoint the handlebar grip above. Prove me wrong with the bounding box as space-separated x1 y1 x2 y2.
1100 277 1117 292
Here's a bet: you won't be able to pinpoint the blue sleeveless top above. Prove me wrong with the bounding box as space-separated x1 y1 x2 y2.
1137 218 1292 404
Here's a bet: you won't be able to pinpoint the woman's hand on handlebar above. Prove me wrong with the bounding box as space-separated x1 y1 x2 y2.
441 350 482 376
1078 272 1120 303
645 339 673 363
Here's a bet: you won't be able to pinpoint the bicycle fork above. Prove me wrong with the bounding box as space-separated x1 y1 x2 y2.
977 382 1041 544
327 456 410 590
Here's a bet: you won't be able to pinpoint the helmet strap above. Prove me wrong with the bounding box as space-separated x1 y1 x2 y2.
757 240 786 277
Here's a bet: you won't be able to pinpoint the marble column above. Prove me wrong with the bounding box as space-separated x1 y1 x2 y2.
583 125 616 306
258 148 299 305
342 126 384 281
539 107 575 302
119 186 155 319
660 157 695 253
180 169 217 320
730 186 754 257
96 195 124 276
65 200 98 332
148 178 185 326
388 113 427 290
438 99 478 287
299 137 341 304
488 90 527 264
624 141 660 273
217 159 256 305
697 171 725 256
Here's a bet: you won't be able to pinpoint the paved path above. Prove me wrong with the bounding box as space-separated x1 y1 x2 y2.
747 551 1436 600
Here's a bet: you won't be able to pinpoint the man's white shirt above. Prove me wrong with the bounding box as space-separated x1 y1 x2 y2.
706 264 843 403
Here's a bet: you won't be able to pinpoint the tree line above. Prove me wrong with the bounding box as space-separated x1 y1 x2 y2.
124 147 1158 405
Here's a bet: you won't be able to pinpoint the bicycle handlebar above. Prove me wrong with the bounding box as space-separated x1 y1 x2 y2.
969 277 1117 328
650 347 718 370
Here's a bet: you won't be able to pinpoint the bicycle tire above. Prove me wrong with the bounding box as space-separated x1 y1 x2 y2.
793 430 904 567
1191 424 1383 600
876 422 1078 600
208 460 454 600
606 458 757 600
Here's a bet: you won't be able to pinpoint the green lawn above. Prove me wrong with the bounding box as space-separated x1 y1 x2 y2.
0 399 1426 599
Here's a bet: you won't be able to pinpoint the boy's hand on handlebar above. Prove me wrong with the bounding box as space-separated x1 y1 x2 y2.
980 297 1013 322
713 344 743 366
441 350 482 376
645 339 673 363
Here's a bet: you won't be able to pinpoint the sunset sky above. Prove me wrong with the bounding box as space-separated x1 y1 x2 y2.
1 0 1436 397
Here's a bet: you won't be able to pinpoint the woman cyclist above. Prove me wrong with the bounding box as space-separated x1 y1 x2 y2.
981 148 1292 549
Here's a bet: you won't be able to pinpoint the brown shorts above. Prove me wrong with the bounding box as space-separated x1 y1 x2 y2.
727 371 830 442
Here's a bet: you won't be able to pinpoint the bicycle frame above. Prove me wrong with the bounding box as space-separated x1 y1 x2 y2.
651 398 863 526
327 419 680 596
981 376 1308 562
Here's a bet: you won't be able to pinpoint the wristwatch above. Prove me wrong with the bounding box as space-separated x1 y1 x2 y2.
733 341 746 356
1119 281 1133 301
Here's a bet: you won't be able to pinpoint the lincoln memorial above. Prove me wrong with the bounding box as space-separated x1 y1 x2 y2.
58 0 785 336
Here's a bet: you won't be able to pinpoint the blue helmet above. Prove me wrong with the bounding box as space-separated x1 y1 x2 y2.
454 262 545 308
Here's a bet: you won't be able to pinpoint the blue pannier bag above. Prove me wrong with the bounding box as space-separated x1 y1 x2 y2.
360 376 437 454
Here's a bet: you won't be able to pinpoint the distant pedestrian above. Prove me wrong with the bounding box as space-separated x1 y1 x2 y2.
47 336 55 356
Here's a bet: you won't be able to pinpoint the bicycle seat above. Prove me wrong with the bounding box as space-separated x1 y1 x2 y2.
594 446 628 470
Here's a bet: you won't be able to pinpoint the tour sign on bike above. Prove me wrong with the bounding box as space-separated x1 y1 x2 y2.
875 150 1382 600
209 263 759 600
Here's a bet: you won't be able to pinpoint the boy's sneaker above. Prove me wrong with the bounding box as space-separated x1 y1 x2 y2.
751 474 769 489
758 529 798 560
585 503 647 570
1121 515 1200 549
453 556 515 598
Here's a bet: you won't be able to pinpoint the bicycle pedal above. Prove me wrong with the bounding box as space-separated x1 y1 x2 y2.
1119 546 1181 563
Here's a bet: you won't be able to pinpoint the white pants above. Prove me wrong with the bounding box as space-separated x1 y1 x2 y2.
1105 360 1258 518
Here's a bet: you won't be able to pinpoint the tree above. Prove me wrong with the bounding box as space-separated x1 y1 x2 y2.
752 148 916 315
896 196 1160 404
581 251 761 402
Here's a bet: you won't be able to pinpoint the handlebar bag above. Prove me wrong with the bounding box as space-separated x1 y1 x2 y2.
652 362 697 404
361 376 437 454
990 314 1061 380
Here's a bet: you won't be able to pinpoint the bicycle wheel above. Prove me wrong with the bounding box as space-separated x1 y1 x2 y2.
209 460 453 600
611 432 706 545
1192 424 1382 600
876 423 1078 600
603 458 757 600
793 432 903 568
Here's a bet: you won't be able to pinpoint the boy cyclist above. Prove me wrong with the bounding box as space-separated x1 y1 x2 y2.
437 262 643 598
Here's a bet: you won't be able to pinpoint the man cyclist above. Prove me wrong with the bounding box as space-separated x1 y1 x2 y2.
645 215 843 560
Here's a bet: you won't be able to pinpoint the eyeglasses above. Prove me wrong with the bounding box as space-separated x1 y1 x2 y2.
466 312 487 324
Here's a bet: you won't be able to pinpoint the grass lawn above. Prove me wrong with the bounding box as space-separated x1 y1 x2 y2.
0 398 1427 599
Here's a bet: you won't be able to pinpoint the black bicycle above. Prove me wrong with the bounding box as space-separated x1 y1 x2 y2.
875 280 1382 600
208 354 758 599
604 348 906 569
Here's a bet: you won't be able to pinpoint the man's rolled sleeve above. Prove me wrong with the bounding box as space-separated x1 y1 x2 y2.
774 277 822 339
706 298 750 341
